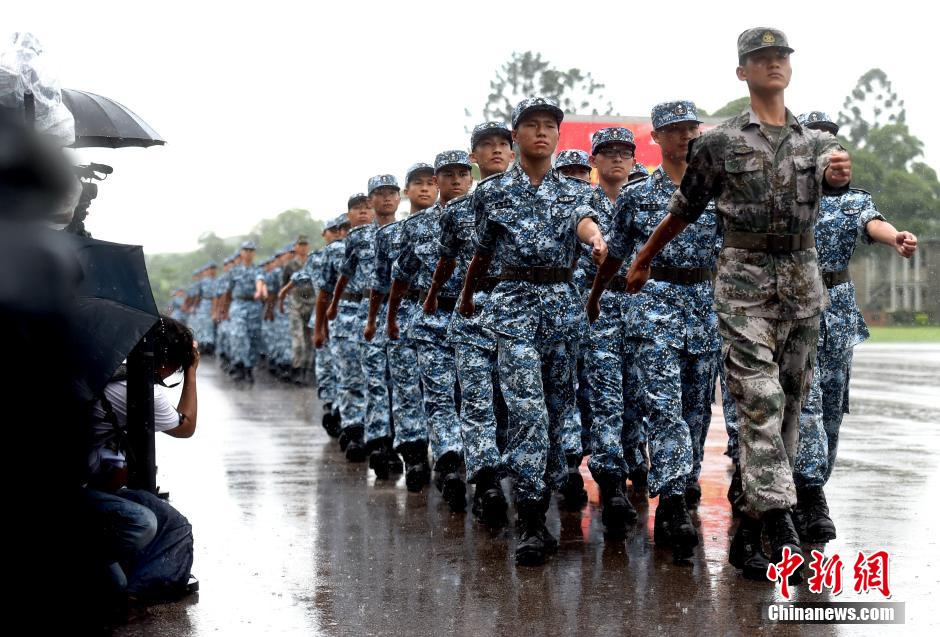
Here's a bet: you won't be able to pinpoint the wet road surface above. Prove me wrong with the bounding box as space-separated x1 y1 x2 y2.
116 344 940 636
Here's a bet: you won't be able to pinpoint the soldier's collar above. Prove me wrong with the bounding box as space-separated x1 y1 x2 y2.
742 105 802 132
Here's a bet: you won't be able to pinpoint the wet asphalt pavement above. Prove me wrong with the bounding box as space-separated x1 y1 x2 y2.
115 343 940 636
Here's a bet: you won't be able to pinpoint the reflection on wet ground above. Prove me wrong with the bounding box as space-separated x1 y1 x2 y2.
116 344 939 636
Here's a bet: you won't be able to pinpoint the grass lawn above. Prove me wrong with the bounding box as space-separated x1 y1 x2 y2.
866 326 940 343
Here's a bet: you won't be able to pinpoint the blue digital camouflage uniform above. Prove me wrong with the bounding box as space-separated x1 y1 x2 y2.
793 189 884 487
214 269 232 359
318 237 366 434
226 262 264 368
266 266 292 366
473 162 597 502
341 221 393 445
393 201 463 465
607 165 722 498
374 219 425 450
298 247 336 405
169 294 186 323
193 275 216 347
440 191 508 481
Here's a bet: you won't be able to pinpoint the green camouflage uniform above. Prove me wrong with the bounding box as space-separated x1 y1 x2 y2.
668 104 845 518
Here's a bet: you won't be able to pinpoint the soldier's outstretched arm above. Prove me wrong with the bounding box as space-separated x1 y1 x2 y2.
626 214 690 293
458 252 492 317
586 255 624 323
576 218 608 265
313 289 331 348
866 219 918 258
424 257 458 315
327 274 349 320
386 278 411 340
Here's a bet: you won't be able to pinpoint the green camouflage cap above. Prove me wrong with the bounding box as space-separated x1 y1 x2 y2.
737 27 793 59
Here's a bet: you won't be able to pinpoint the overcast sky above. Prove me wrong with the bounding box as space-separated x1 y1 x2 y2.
8 0 935 254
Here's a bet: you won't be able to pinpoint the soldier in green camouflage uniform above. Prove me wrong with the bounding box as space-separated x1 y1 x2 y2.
624 28 852 580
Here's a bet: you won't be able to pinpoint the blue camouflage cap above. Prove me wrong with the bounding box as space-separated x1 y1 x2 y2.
798 111 839 135
347 192 368 209
367 175 399 196
471 121 513 149
405 162 434 185
553 149 591 170
651 100 702 131
240 240 257 251
511 96 564 129
207 260 217 269
326 213 348 230
591 127 636 155
434 150 472 173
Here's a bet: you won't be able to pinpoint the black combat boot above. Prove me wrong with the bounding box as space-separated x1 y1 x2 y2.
559 455 588 511
628 446 650 496
230 363 246 381
471 467 508 529
598 476 636 540
684 482 702 509
367 437 394 480
795 486 837 543
400 441 431 493
763 509 803 583
727 463 743 518
244 367 254 384
290 367 304 386
343 427 367 462
664 494 698 563
434 452 466 513
729 516 770 580
321 403 341 438
515 498 551 566
653 495 671 548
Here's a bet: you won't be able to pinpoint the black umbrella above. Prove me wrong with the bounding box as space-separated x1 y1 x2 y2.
61 89 166 149
67 234 160 399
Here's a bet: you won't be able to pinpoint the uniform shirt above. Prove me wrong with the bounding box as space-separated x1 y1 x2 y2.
439 192 497 350
264 267 282 303
214 272 230 299
317 238 358 340
282 258 313 303
291 249 321 288
473 164 597 342
371 220 406 345
577 184 625 285
668 106 846 319
608 166 722 353
227 264 263 299
393 203 462 296
816 189 885 353
339 222 377 295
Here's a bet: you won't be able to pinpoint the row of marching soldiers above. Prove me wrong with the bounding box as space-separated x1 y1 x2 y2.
171 46 918 574
170 239 317 385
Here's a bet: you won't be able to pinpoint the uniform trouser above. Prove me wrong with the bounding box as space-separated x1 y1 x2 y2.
635 340 717 498
559 342 585 459
454 342 502 482
575 352 593 455
388 338 426 449
718 312 818 518
498 334 574 502
194 306 215 346
719 361 740 461
622 342 648 473
361 339 393 444
289 299 315 369
415 340 462 465
315 336 336 404
274 309 292 365
229 300 263 368
216 317 229 356
331 336 367 433
794 346 853 488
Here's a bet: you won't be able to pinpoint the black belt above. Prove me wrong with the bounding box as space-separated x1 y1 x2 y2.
724 231 815 252
402 289 421 302
649 266 713 286
822 269 851 288
235 296 257 301
582 277 629 292
498 267 572 284
340 291 362 302
418 290 459 312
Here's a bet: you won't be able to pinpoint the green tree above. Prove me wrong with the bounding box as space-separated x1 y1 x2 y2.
710 96 750 118
482 51 614 123
836 69 939 237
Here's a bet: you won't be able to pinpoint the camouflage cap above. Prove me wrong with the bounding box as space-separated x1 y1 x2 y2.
326 213 348 230
591 127 636 155
405 162 434 185
434 150 473 173
367 175 399 196
511 96 564 129
347 192 368 209
553 149 591 170
240 240 257 251
471 121 513 149
207 260 218 269
651 100 702 130
295 234 309 245
737 27 793 60
798 111 839 135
